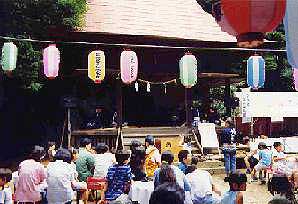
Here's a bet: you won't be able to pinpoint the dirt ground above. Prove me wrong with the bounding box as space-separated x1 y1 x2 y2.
213 174 272 204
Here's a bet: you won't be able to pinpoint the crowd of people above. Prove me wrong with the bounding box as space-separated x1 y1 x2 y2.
0 132 297 204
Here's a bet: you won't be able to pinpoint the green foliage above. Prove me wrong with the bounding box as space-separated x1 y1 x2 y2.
0 0 87 91
14 40 43 91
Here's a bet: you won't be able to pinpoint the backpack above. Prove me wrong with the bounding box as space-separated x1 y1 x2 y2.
145 149 159 177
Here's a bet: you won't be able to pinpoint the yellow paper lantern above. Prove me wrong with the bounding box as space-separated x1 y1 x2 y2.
88 50 105 83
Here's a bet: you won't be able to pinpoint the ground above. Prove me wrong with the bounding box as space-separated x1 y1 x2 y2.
213 174 272 204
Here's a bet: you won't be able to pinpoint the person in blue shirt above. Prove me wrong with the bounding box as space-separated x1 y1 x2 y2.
178 150 190 174
251 142 272 183
221 119 237 179
105 149 132 201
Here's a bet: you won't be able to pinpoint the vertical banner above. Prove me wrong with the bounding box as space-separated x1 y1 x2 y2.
241 88 252 123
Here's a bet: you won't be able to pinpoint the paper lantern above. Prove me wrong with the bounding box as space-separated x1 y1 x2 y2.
247 55 265 89
179 53 197 88
120 50 138 84
221 0 286 48
1 42 18 71
88 50 105 83
284 0 298 68
293 68 298 91
43 44 60 79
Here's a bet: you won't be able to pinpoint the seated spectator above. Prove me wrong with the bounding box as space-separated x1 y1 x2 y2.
149 182 185 204
130 140 146 181
251 142 272 182
76 138 95 204
0 168 12 204
47 148 81 204
15 148 47 203
159 163 176 185
94 143 116 178
76 138 95 182
178 150 190 174
221 172 247 204
244 144 259 174
105 149 132 201
47 141 57 162
154 150 190 192
145 135 161 177
186 156 221 204
272 142 288 176
268 196 291 204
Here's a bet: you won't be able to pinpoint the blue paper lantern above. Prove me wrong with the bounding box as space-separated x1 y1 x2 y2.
247 55 265 89
284 0 298 69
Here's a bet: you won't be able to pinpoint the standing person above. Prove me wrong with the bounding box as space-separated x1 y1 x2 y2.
145 135 161 177
178 150 190 174
185 157 221 204
0 168 13 204
221 119 237 179
15 148 47 203
251 142 272 183
221 172 247 204
154 150 190 192
93 143 116 178
105 150 132 202
46 148 79 204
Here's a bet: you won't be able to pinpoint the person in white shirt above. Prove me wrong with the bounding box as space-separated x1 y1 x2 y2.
185 157 221 204
0 168 13 204
93 143 116 178
47 148 80 204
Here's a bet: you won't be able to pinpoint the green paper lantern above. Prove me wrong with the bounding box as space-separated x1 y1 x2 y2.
1 42 18 71
179 52 197 88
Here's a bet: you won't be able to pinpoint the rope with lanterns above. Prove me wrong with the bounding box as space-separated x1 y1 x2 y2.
1 37 267 91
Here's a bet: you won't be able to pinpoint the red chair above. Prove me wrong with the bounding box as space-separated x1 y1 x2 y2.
87 177 107 203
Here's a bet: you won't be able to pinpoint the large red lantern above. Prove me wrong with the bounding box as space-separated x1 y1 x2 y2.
221 0 286 48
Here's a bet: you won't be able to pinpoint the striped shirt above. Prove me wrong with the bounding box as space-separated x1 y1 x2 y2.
105 164 132 201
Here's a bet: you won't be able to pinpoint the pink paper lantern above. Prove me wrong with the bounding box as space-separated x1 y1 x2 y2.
43 44 60 79
120 50 138 84
293 68 298 91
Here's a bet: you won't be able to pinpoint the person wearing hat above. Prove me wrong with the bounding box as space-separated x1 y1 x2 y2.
251 142 272 182
145 135 161 177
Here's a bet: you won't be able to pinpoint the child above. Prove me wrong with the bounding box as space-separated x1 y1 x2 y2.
272 142 288 176
221 172 247 204
105 149 132 201
0 168 13 204
251 142 272 182
178 150 190 174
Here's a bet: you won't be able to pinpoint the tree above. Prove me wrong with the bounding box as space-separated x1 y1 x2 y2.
0 0 87 91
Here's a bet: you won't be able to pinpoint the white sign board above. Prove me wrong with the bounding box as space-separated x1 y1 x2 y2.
198 123 219 148
235 92 298 117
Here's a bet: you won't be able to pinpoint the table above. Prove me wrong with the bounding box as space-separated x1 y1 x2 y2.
129 181 154 204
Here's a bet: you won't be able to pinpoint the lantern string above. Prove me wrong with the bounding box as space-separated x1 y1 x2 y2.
0 36 286 53
138 78 177 85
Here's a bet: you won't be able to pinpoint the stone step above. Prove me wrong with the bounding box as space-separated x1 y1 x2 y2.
198 167 226 175
196 160 224 169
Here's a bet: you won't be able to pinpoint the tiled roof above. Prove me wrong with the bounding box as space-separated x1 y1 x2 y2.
82 0 236 42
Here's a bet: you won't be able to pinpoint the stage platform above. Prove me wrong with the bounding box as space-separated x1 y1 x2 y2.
71 126 190 148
